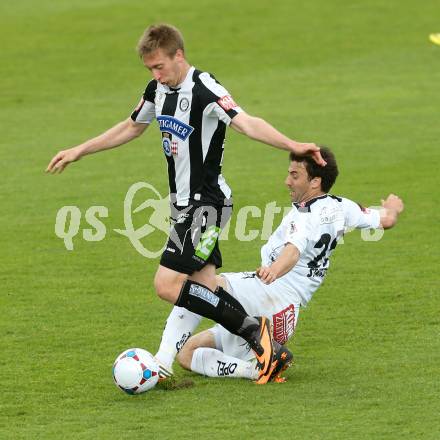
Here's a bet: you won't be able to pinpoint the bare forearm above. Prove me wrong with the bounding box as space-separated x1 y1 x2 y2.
257 244 300 284
235 116 294 151
77 119 146 157
269 244 300 278
379 194 404 229
230 112 326 166
46 118 148 174
380 207 399 229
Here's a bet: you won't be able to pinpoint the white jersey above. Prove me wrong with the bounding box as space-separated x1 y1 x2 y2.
260 194 381 306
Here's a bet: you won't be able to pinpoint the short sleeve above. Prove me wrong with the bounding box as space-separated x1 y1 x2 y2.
198 72 243 125
341 198 381 230
283 208 311 254
130 80 157 124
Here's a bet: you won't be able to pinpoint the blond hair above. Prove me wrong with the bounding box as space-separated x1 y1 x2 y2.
137 24 185 57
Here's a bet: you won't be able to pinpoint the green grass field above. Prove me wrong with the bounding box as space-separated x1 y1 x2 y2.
1 0 440 438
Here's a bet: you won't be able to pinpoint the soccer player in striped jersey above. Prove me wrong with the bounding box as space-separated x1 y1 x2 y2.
46 24 325 384
156 148 404 382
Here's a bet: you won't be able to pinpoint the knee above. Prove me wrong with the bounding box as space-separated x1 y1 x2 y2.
153 275 168 301
154 273 182 303
176 338 197 370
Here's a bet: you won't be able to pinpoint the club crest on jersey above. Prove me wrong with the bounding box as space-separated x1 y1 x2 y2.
162 136 172 157
179 97 190 112
157 115 194 141
290 222 297 234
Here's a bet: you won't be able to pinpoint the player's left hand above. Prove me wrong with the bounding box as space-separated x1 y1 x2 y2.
292 142 326 167
381 194 404 214
256 266 277 284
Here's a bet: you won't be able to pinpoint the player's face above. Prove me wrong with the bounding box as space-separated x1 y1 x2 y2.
142 48 185 87
285 161 315 203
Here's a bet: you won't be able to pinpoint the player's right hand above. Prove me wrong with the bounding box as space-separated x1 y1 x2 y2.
45 147 82 174
256 266 277 285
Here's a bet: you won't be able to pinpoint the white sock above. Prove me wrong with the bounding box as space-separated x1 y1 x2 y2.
155 306 202 371
191 347 258 380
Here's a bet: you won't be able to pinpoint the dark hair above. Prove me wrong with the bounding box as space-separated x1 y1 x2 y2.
137 24 185 58
289 146 339 193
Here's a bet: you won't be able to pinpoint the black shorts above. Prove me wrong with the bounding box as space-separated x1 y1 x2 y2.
160 203 232 275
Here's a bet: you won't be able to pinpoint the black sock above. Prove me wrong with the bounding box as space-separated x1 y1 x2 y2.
213 287 261 347
214 285 247 314
175 280 258 340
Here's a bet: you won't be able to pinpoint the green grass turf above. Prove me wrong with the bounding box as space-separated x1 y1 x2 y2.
1 0 440 438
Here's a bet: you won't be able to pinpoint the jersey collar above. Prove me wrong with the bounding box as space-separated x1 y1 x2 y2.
293 194 328 211
162 66 195 94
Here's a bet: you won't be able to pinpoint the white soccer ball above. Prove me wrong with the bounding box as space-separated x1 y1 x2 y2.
113 348 159 394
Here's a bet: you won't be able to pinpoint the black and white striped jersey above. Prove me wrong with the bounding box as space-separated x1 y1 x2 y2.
131 66 242 207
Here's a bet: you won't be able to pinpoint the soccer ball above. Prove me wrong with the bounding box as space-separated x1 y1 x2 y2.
113 348 159 394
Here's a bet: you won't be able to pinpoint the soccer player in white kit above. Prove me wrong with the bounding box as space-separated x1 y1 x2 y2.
155 147 404 381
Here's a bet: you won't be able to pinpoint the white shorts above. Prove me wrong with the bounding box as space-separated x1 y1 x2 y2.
210 272 300 361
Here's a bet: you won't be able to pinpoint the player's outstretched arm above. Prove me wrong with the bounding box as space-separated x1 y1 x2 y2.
379 194 404 229
230 112 326 166
45 118 148 174
256 243 300 284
